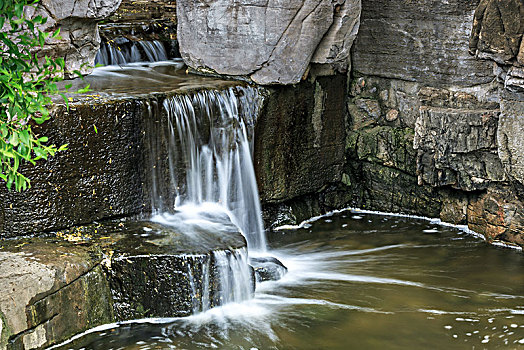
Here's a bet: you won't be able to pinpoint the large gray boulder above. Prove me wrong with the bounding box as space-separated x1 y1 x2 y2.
177 0 361 85
24 0 122 76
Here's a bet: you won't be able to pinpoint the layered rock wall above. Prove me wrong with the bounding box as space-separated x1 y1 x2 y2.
340 0 524 246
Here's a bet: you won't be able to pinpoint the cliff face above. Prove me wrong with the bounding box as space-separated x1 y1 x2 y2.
2 0 522 247
254 0 524 247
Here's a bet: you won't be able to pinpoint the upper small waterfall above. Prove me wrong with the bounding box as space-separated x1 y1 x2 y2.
147 86 267 252
95 40 169 66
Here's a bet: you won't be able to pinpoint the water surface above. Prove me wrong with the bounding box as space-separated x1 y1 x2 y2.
53 211 524 349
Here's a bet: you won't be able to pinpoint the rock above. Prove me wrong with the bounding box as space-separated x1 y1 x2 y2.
414 106 505 191
0 70 245 239
105 220 251 320
469 0 524 64
23 0 122 77
440 193 469 224
311 0 361 70
250 257 288 283
497 97 524 186
0 238 113 350
177 0 361 84
352 0 493 87
0 216 253 348
385 109 399 122
467 185 524 247
255 75 346 202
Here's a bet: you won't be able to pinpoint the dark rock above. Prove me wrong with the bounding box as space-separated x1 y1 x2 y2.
255 75 346 203
469 0 524 64
250 257 288 283
414 106 505 191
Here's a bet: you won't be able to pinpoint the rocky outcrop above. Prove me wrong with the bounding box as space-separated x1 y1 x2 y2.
24 0 122 76
177 0 360 85
335 0 524 247
0 239 113 350
0 218 250 349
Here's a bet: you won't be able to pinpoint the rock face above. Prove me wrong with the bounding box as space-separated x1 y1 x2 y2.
177 0 360 84
0 239 113 350
25 0 122 76
0 218 250 349
352 0 493 87
334 0 524 247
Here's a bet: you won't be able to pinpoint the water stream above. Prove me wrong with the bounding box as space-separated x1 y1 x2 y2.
51 61 523 349
52 211 524 349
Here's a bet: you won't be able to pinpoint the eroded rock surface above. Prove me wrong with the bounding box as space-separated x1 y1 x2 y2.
0 239 112 350
24 0 122 76
177 0 360 84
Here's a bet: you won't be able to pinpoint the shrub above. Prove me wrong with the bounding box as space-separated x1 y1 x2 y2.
0 0 70 191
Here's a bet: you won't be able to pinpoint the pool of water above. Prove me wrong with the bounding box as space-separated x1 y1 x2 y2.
52 211 524 349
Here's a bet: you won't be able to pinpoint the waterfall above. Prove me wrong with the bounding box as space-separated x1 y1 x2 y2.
148 85 267 252
95 40 169 66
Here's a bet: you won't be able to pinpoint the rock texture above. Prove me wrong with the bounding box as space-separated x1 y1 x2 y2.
336 0 524 247
0 99 145 238
177 0 360 84
0 239 113 350
24 0 122 76
352 0 493 87
0 218 250 349
255 74 346 203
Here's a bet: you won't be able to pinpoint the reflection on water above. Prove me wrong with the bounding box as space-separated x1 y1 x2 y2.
52 211 524 349
59 60 238 97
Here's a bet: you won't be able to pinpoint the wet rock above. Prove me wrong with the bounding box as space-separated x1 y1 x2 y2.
255 75 346 203
0 99 145 239
23 0 122 76
468 185 524 247
0 76 246 239
353 0 493 87
177 0 361 84
250 257 288 283
439 193 469 225
104 219 252 320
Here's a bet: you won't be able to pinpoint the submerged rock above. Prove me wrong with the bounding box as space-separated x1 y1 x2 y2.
250 257 288 283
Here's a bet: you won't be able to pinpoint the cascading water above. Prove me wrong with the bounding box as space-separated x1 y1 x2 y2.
95 39 168 66
146 85 266 308
149 86 267 252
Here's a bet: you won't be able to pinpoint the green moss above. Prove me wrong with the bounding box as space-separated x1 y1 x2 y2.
0 310 11 350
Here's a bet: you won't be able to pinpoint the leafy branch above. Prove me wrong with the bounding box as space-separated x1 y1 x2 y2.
0 0 73 191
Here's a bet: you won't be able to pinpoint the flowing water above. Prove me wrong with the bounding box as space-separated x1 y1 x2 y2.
51 211 524 349
148 85 266 251
95 40 168 66
51 61 523 349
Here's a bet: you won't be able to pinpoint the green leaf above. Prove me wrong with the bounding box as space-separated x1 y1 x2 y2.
9 132 19 147
19 129 30 145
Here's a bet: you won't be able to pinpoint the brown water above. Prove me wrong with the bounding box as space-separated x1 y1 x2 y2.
52 210 524 349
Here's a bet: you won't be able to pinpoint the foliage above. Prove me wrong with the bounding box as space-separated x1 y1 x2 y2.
0 0 69 191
